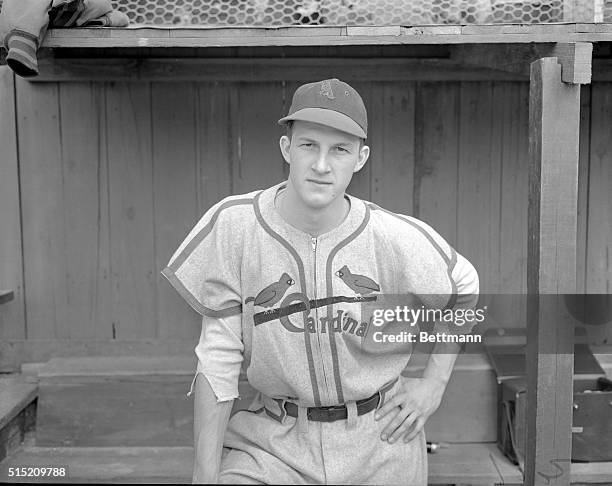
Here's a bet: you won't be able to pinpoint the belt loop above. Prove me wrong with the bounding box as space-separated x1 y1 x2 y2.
263 395 287 423
275 398 287 423
346 401 358 430
377 376 399 411
297 404 309 436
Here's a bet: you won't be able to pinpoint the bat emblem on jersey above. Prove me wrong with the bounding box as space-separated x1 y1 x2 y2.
245 272 295 307
335 265 380 295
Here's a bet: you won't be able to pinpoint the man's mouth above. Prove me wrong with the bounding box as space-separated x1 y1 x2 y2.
308 179 332 185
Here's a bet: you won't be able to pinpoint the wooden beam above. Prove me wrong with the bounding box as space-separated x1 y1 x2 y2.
452 42 593 84
526 57 580 485
0 339 196 372
573 0 605 22
26 55 612 83
32 57 528 83
0 67 25 340
549 43 592 84
38 24 612 49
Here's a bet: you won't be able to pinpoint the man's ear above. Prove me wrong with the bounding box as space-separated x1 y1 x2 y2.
279 135 291 164
353 144 370 173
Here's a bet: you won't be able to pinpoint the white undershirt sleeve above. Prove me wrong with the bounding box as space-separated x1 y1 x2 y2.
187 313 244 402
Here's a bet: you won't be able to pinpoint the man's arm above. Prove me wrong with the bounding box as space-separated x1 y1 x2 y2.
374 342 462 444
191 313 244 483
193 373 233 483
421 341 462 386
375 250 479 444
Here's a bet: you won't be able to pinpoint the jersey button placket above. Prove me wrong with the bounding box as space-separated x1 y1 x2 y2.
311 236 331 405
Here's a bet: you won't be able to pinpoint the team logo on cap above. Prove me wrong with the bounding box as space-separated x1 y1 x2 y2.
320 80 335 100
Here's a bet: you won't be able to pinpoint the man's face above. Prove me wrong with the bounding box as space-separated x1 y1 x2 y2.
279 120 369 211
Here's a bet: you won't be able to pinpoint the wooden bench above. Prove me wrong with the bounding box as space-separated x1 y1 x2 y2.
0 376 37 463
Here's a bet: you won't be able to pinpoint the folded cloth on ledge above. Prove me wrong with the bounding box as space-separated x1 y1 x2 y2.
0 0 129 78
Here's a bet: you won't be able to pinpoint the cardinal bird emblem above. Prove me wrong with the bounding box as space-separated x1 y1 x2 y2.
245 273 296 307
335 265 380 295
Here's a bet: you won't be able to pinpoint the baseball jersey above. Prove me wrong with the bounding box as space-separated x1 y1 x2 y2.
162 181 479 408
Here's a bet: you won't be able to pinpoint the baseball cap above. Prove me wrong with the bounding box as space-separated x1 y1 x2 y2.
278 78 368 139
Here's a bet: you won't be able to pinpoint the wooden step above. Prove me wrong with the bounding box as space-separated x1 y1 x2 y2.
35 353 499 446
36 356 197 447
35 356 256 447
0 375 37 463
2 442 610 484
0 442 554 485
0 445 192 483
34 350 609 448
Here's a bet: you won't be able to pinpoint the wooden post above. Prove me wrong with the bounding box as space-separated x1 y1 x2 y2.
0 66 26 346
563 0 575 22
569 0 604 22
526 57 581 485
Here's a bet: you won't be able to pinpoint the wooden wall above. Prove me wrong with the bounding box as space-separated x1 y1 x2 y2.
1 72 611 364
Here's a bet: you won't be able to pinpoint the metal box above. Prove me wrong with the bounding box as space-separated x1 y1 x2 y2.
500 376 612 464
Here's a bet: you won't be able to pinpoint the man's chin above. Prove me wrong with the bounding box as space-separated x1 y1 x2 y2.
302 194 334 210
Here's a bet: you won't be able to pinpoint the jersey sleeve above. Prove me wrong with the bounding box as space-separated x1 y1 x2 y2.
442 251 480 335
161 200 243 318
187 314 244 402
386 213 480 335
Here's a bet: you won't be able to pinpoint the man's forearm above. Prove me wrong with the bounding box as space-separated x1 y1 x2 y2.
422 341 462 386
193 373 233 484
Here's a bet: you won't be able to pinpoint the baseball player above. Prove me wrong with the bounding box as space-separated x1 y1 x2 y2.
162 78 479 484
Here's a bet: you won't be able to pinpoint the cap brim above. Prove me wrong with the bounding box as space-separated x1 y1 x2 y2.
278 108 366 139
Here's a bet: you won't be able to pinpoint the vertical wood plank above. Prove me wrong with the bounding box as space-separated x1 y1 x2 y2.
562 0 575 22
576 85 591 345
196 83 233 213
415 82 460 244
586 82 612 345
497 82 530 327
525 57 579 486
346 81 372 201
369 82 415 214
95 83 112 339
106 83 157 339
456 82 501 296
576 84 590 297
16 78 68 339
0 67 25 340
279 80 302 183
152 82 199 340
233 83 286 194
57 82 110 339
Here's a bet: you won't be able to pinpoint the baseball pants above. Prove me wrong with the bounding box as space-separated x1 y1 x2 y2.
218 383 427 485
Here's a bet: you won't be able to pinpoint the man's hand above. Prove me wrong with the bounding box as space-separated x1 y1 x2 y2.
374 376 447 444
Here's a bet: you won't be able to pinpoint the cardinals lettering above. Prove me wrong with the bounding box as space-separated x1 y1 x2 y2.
247 267 380 336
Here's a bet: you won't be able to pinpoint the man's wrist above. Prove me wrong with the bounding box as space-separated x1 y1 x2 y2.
421 373 449 387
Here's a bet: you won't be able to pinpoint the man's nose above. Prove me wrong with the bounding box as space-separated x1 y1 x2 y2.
312 152 331 173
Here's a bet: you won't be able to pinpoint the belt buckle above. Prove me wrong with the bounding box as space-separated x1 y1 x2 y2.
309 405 345 422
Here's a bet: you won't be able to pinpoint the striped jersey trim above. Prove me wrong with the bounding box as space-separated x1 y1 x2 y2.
161 197 255 317
168 198 255 271
325 203 371 405
161 267 242 317
4 30 39 51
367 203 459 308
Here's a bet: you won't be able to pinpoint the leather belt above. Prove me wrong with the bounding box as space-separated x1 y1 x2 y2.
284 391 380 422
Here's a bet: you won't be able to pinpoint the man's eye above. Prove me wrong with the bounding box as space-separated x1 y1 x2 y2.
335 146 349 153
301 143 313 148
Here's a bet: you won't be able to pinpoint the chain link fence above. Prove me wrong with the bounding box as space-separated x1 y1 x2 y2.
1 0 611 26
112 0 612 25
